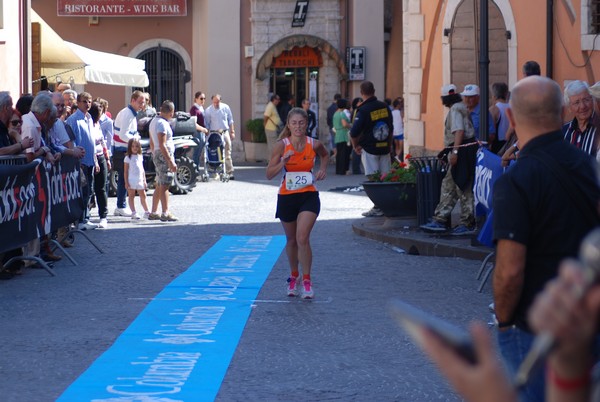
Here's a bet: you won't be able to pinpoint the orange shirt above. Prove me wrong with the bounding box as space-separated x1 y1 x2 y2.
278 136 317 195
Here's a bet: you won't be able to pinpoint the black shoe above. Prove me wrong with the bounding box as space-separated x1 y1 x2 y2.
0 270 14 280
228 175 235 180
41 253 62 262
6 263 23 275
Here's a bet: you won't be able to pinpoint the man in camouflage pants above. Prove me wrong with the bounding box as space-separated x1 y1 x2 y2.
420 84 478 235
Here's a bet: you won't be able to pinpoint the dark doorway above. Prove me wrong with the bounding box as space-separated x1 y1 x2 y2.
136 45 186 109
270 67 319 109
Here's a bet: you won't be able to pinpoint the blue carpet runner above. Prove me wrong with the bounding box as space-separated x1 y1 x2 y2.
58 235 285 402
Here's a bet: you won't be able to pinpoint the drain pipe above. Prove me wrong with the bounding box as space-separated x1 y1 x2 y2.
21 0 31 93
479 0 489 143
547 0 554 78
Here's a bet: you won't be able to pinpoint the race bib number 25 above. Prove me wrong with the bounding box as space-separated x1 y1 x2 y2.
285 172 313 191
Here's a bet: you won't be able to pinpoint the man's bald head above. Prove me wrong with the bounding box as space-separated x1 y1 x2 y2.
509 76 563 133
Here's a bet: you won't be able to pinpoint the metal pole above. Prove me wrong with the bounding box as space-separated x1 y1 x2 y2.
547 0 554 78
479 0 489 143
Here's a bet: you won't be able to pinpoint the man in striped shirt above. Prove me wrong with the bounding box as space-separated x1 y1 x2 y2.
112 90 145 216
562 80 600 158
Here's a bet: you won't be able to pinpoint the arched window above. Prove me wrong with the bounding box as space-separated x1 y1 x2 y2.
136 45 187 109
582 0 600 49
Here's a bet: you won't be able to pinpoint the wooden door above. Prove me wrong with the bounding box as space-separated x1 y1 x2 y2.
450 0 508 93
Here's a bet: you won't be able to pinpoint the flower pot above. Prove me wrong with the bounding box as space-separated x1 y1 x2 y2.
362 181 417 217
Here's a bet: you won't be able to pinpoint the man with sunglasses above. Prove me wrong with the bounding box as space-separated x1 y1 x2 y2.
48 92 84 159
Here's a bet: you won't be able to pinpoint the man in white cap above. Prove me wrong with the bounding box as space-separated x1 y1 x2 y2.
461 84 496 140
420 83 477 235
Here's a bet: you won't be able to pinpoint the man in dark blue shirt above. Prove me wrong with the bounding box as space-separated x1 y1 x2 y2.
492 76 600 402
350 81 393 217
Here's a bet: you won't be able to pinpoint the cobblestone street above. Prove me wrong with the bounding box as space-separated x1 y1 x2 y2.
1 163 492 401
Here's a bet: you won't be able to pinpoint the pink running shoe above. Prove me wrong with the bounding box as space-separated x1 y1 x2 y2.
286 276 299 297
301 279 314 299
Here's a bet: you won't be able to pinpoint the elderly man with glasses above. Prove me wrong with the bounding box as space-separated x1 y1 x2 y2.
562 80 600 158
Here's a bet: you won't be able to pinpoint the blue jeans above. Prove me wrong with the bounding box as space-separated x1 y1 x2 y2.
351 149 362 174
112 149 127 209
497 326 544 402
192 131 205 167
80 165 95 223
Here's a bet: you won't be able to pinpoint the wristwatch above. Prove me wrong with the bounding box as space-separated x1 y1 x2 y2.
452 149 458 155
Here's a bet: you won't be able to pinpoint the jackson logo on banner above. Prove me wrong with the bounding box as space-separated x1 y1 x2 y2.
0 157 83 253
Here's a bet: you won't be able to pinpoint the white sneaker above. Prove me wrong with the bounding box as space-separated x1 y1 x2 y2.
114 207 132 217
78 222 98 231
143 211 151 219
98 218 108 229
131 212 141 220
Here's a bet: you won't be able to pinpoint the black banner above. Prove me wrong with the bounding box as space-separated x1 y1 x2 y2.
0 156 83 253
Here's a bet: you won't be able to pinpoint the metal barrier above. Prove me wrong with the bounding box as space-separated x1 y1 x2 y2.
0 155 27 166
409 157 446 226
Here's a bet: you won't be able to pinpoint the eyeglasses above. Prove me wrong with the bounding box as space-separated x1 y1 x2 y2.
10 120 22 127
571 97 593 109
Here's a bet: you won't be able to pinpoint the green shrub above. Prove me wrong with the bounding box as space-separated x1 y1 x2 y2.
245 118 266 143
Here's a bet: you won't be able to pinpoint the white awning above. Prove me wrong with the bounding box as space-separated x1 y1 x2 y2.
31 10 149 87
65 41 149 87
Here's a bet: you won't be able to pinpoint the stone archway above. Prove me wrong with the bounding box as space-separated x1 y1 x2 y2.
255 34 347 80
443 0 517 89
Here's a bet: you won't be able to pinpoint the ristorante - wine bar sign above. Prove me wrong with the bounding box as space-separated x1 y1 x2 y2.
57 0 187 17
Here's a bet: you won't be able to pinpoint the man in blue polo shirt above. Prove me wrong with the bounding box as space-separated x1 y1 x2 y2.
461 84 496 141
66 92 98 230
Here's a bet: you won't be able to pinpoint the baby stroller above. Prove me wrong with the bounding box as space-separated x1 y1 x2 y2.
201 130 229 182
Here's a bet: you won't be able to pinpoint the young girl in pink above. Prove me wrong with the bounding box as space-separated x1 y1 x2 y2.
124 138 150 219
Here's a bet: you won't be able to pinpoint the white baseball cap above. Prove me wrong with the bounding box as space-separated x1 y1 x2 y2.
441 84 457 96
461 84 480 96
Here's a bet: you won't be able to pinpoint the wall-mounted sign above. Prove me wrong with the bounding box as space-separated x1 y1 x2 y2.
346 47 366 81
292 0 309 28
57 0 187 17
272 46 322 68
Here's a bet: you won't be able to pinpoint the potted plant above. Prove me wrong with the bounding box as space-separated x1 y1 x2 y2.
243 118 268 162
245 118 266 143
362 156 417 217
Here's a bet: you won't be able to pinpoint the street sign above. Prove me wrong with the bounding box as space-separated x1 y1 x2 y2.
347 47 366 81
292 0 309 28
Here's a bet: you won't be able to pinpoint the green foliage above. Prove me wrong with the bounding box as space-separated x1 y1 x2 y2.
245 118 266 143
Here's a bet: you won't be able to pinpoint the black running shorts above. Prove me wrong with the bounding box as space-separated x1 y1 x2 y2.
275 191 320 222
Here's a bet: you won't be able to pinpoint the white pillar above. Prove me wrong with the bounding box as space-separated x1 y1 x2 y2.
350 0 385 97
192 0 242 157
192 0 241 119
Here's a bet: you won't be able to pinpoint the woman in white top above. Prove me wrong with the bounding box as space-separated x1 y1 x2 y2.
392 98 405 162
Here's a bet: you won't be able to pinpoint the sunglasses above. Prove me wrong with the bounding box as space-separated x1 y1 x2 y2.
199 97 206 100
10 120 22 127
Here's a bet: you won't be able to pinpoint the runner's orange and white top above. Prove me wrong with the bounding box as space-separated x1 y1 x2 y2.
278 136 317 195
